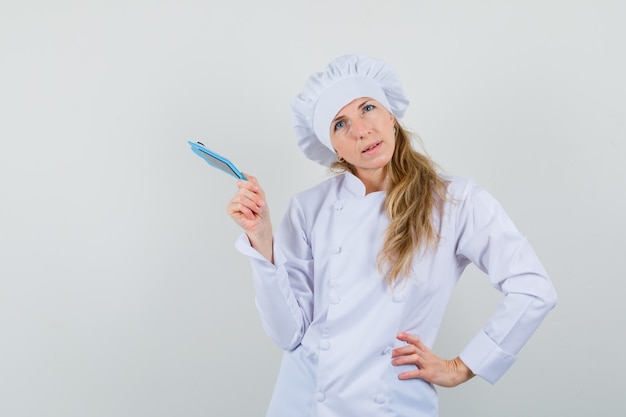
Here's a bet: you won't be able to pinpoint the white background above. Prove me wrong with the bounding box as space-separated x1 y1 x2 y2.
1 1 624 416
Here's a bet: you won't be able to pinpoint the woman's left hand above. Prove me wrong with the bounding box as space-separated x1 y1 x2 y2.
391 332 475 388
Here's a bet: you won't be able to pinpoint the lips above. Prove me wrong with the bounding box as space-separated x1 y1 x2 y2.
362 141 382 153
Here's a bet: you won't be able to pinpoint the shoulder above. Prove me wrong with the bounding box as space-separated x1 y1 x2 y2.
440 174 477 200
295 173 344 201
278 174 346 235
440 175 510 223
285 173 345 217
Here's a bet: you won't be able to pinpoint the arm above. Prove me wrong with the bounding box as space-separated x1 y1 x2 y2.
228 175 314 350
391 180 556 387
454 181 557 384
226 173 274 263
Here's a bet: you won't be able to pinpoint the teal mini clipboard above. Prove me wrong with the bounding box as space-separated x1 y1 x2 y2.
188 141 246 180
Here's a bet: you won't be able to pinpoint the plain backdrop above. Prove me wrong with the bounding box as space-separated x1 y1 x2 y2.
1 1 625 416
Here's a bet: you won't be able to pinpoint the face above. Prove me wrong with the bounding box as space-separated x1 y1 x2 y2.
329 97 396 178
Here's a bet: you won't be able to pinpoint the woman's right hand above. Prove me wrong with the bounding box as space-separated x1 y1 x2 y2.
226 173 274 263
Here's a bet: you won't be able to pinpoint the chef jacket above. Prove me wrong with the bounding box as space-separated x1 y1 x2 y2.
235 172 557 417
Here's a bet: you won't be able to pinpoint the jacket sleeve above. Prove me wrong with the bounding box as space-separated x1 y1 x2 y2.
454 180 557 384
235 197 314 351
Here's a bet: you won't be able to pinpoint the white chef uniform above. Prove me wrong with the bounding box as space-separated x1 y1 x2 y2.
236 172 557 417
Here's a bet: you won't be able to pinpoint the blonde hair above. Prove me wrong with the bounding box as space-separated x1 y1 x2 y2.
330 124 449 285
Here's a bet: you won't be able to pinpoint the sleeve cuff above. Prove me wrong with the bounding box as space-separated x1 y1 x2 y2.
459 330 517 384
234 232 287 274
234 233 266 259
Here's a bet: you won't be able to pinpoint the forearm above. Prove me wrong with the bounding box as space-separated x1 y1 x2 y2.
251 258 307 350
235 233 311 350
459 289 557 384
247 230 274 264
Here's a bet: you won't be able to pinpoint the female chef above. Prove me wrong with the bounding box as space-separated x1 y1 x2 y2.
226 54 557 417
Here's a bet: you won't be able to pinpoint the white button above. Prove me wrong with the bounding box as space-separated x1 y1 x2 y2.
334 246 342 254
320 340 331 350
334 201 343 210
392 293 405 303
382 346 392 355
374 394 386 404
330 294 340 304
316 392 325 402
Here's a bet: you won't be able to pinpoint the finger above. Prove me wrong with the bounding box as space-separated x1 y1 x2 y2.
397 332 427 350
390 345 418 358
227 194 262 219
391 353 420 367
226 201 254 221
240 173 261 189
230 186 266 213
236 177 261 194
397 369 426 381
241 172 255 182
396 332 422 346
236 177 267 206
237 187 266 209
237 196 265 218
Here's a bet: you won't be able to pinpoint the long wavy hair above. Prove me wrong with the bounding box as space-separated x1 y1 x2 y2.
330 123 449 285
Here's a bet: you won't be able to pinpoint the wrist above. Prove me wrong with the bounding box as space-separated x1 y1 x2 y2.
453 356 475 384
247 234 274 263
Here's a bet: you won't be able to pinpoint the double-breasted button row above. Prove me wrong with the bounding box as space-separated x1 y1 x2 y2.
319 340 331 350
392 293 405 303
315 392 385 404
374 394 386 404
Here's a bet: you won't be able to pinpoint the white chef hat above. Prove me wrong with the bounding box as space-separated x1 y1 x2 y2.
291 54 410 166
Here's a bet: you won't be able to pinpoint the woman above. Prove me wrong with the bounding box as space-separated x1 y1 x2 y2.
227 54 556 417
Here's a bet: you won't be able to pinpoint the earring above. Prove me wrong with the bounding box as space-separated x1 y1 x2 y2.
393 127 397 135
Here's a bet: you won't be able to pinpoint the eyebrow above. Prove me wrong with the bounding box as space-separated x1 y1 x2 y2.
331 99 373 124
357 99 372 109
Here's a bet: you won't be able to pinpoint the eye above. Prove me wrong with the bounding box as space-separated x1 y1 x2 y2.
334 120 346 131
363 104 375 112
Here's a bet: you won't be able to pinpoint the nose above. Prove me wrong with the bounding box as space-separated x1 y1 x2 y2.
352 117 370 139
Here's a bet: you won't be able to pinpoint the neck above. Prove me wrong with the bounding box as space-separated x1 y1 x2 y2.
355 168 387 194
